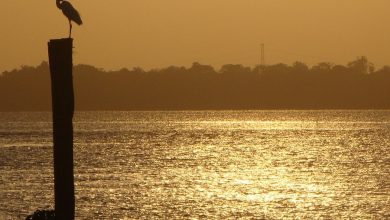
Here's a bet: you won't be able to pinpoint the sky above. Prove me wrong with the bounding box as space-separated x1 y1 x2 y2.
1 0 390 72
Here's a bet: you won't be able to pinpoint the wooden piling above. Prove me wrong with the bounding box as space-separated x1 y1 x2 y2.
48 38 75 220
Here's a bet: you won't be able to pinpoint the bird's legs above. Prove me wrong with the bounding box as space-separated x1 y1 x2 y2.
69 19 72 38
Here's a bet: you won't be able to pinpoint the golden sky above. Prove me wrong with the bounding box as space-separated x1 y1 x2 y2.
1 0 390 72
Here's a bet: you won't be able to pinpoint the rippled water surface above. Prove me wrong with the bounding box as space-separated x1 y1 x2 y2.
0 111 389 219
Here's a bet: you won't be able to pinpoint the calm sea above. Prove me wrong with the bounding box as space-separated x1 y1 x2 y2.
0 111 389 219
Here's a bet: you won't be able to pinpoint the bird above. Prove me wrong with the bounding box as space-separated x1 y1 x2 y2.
56 0 83 38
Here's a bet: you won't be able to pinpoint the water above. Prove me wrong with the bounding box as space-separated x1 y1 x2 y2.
0 111 389 219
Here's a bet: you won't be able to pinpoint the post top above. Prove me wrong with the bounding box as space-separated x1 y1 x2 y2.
49 38 73 44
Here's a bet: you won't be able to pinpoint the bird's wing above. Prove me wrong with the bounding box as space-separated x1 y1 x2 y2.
61 1 83 25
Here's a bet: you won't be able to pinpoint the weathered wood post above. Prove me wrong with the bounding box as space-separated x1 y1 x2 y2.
48 38 75 220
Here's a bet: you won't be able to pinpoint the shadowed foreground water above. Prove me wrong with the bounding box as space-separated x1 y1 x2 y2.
0 111 389 219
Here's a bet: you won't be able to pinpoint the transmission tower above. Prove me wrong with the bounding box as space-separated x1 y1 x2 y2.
261 43 265 66
259 43 265 74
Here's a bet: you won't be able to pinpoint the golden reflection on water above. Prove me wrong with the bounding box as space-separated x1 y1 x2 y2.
0 111 389 219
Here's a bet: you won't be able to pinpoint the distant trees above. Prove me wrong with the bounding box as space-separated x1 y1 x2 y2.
291 62 309 74
348 56 375 74
189 62 215 75
376 65 390 75
262 63 290 75
312 62 333 73
0 58 389 111
220 64 251 75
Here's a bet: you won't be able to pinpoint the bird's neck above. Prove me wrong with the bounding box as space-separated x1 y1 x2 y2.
56 0 62 9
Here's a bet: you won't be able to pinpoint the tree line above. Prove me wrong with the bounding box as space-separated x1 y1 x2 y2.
1 56 389 111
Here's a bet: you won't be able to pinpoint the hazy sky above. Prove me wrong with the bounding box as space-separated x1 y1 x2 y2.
1 0 390 72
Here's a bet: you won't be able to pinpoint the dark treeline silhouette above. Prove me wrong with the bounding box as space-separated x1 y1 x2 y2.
1 56 390 111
